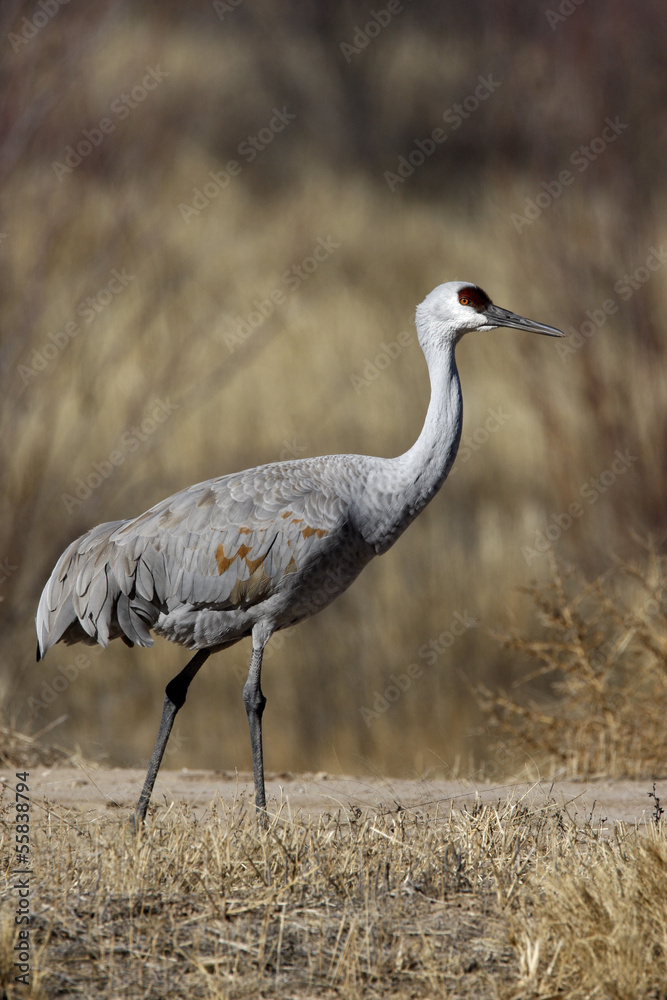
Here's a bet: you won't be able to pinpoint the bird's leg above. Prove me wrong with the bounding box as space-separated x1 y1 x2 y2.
133 648 210 826
243 641 268 823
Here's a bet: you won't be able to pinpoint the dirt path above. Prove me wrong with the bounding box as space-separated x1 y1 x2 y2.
3 765 661 827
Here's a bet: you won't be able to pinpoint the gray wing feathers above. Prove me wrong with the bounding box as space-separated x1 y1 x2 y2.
116 592 155 646
36 457 362 658
36 521 125 656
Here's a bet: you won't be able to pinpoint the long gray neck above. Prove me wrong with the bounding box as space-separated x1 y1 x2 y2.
360 339 462 553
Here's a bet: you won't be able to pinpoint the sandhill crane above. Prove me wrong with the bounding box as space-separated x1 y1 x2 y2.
36 281 563 823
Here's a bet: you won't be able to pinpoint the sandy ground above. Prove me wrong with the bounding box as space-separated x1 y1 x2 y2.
2 765 662 828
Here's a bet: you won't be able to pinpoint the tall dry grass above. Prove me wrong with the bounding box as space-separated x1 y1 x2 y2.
0 1 665 778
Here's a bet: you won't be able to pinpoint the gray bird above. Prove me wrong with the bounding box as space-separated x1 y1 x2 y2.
36 281 563 823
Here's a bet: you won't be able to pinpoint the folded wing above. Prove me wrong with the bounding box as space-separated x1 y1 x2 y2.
36 459 351 658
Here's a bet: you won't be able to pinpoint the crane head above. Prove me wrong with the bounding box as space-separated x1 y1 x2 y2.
417 281 564 341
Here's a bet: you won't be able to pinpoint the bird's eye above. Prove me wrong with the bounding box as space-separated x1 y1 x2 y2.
459 296 469 306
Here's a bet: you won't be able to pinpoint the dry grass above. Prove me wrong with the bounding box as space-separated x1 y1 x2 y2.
0 721 70 770
511 831 667 999
477 544 667 779
1 788 666 999
0 703 82 769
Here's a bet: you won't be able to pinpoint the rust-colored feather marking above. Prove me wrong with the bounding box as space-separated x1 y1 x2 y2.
237 544 266 574
216 541 270 576
301 525 329 539
285 556 298 574
238 526 252 534
281 510 293 519
215 544 235 575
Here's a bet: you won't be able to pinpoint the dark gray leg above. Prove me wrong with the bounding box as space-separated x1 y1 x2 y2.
134 648 210 824
243 643 268 819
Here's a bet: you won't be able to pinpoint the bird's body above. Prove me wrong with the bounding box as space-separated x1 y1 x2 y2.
40 457 376 654
36 281 563 823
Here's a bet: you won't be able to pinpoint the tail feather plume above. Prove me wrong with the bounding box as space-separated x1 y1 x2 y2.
35 520 158 659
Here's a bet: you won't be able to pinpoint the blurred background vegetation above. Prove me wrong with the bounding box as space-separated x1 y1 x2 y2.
1 0 665 780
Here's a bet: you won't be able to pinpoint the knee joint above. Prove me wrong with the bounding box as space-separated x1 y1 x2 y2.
165 679 187 711
243 684 266 716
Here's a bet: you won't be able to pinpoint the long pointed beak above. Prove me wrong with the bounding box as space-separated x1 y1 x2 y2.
483 303 564 338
